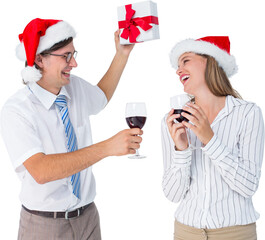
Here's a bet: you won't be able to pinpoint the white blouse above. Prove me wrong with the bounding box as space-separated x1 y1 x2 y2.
161 95 264 229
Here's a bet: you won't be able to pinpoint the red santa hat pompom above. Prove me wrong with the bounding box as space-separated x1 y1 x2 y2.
170 36 238 77
16 18 76 83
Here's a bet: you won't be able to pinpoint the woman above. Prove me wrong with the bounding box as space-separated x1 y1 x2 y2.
161 36 264 240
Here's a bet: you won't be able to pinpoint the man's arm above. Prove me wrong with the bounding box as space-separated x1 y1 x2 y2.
24 128 142 184
97 30 134 102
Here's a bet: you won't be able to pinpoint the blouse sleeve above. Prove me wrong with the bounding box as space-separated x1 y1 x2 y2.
202 105 264 198
161 115 192 203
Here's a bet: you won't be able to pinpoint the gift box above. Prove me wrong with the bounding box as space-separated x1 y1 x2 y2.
117 1 160 44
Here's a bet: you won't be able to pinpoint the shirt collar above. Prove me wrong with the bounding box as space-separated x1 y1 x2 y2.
27 82 71 110
225 95 248 114
212 95 248 126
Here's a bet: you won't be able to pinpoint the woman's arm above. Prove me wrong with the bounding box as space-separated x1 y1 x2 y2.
202 106 264 198
161 115 192 203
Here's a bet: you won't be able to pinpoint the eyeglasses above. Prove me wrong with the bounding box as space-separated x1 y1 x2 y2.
43 50 78 63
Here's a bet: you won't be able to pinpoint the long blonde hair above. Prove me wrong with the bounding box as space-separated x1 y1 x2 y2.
202 54 242 99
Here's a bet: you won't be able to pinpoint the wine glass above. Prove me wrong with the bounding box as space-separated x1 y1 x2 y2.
125 102 147 159
170 94 200 150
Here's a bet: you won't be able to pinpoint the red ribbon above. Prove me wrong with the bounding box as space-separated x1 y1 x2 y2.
118 4 159 43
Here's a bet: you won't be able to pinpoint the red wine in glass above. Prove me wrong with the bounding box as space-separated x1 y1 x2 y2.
125 102 147 158
173 109 191 122
170 94 200 150
126 116 147 129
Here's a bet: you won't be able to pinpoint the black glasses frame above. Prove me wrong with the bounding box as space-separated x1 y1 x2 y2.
43 50 77 63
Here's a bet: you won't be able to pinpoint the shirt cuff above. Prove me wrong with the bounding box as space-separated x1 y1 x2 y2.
202 134 227 162
95 85 108 107
14 147 44 172
172 148 192 166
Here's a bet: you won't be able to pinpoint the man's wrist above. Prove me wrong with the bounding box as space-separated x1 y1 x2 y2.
115 51 130 60
95 139 113 158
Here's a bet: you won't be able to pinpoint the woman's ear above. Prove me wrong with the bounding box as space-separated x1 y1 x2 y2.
35 54 43 68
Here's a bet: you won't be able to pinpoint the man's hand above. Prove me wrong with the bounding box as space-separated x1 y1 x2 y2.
114 30 134 57
105 128 143 156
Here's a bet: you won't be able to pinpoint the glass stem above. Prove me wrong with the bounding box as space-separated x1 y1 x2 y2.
185 127 192 149
135 149 140 156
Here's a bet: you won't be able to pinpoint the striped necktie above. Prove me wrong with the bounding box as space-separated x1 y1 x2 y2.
55 95 80 199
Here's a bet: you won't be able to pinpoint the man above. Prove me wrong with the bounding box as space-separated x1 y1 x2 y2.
1 18 142 239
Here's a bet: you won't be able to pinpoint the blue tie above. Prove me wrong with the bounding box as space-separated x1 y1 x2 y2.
55 95 80 199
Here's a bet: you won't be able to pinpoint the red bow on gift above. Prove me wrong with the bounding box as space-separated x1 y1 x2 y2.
118 4 159 43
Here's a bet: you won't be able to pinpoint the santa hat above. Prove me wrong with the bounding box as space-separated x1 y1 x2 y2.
169 36 238 77
16 18 76 83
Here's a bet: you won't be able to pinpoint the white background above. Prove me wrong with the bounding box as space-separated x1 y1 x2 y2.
1 0 265 239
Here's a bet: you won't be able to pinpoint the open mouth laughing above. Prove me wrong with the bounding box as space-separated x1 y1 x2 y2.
62 71 71 78
180 74 190 85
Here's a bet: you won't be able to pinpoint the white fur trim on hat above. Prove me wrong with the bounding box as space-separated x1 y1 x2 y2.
21 66 42 83
16 21 76 61
16 42 26 61
169 39 238 77
37 21 76 54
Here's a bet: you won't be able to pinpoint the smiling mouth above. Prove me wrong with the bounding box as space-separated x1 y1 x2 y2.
62 71 71 77
181 75 190 85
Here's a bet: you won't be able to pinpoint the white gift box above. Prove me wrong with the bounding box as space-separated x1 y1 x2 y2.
117 1 160 45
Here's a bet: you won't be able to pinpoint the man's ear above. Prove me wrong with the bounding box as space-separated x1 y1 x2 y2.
35 54 43 68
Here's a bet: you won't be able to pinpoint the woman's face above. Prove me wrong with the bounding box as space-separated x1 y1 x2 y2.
176 52 208 96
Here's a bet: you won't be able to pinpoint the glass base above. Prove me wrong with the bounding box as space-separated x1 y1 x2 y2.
128 154 146 159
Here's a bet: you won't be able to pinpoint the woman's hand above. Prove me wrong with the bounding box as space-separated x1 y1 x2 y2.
166 109 189 151
181 103 214 145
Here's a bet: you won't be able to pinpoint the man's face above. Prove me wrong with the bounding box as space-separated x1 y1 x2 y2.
38 41 77 94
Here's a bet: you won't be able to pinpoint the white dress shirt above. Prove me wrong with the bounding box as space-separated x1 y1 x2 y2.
1 75 107 211
161 95 264 229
